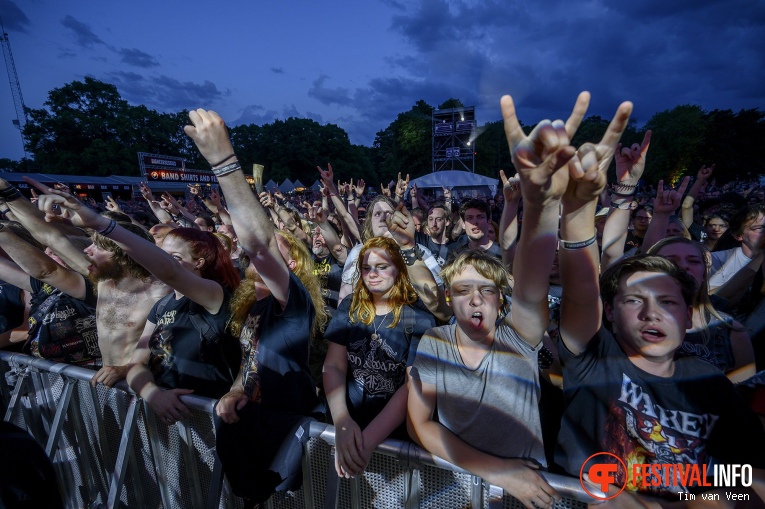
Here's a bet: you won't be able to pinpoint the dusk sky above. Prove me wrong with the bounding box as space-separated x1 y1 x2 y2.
1 0 764 164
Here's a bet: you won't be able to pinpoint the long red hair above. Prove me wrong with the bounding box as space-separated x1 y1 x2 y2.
349 237 417 327
164 228 240 292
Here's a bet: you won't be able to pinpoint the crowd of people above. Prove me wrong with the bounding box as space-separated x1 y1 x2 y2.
1 92 764 509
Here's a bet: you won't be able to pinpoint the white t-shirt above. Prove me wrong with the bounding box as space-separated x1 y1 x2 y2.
709 247 751 288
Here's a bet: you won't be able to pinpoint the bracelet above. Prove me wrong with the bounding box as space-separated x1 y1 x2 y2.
98 219 117 236
611 191 635 198
613 182 637 190
211 161 242 178
1 209 9 215
0 186 22 202
610 202 633 210
400 246 423 266
559 235 597 250
210 154 236 167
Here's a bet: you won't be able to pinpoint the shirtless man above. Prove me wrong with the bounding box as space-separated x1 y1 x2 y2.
0 178 169 385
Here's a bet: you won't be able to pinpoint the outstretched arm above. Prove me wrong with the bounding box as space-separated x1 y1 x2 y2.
559 101 634 355
504 92 588 347
640 177 690 253
0 223 85 298
318 165 362 244
30 184 225 314
498 170 522 271
1 178 90 276
185 109 291 308
681 165 714 228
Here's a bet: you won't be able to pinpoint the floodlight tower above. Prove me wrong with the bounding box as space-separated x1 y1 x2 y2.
432 106 475 172
1 19 28 157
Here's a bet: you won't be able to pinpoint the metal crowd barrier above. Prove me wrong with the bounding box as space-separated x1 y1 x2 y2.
0 352 591 509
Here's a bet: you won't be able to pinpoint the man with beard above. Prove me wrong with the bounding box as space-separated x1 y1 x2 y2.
414 202 459 267
185 109 328 508
310 226 343 312
0 178 169 386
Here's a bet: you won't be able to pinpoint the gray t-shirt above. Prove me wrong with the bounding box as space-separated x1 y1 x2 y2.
410 323 546 465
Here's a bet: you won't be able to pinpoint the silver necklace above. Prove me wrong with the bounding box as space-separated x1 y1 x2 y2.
371 312 391 343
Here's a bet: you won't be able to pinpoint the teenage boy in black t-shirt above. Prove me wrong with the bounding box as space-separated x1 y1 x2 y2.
554 105 765 504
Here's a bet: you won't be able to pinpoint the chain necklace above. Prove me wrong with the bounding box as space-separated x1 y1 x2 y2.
370 311 392 343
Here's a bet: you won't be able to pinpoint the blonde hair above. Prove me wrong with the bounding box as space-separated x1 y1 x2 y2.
646 237 739 340
440 250 512 318
275 229 329 335
349 237 417 327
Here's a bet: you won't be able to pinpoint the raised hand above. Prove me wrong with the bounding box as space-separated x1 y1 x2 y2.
499 170 521 203
23 177 107 229
441 186 452 202
697 164 715 182
564 102 635 208
258 191 275 209
206 188 222 209
185 110 235 166
614 130 651 189
138 182 154 202
394 172 410 198
386 201 415 249
104 196 121 212
354 179 366 196
160 193 181 214
317 163 334 185
653 176 691 215
380 182 392 197
501 92 590 207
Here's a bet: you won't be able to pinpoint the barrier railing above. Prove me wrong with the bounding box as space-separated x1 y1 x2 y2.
0 352 591 509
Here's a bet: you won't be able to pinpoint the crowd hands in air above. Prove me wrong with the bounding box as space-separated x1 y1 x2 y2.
0 91 764 509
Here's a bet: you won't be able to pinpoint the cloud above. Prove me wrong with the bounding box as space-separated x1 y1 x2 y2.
377 0 407 11
308 75 353 107
232 104 279 126
282 104 302 118
0 1 31 33
108 71 228 111
61 15 105 48
271 67 284 74
376 0 765 129
118 48 159 68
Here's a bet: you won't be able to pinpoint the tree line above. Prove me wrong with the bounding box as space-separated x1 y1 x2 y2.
1 77 762 186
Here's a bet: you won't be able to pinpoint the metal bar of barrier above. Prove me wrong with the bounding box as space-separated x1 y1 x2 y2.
143 401 173 509
90 383 115 485
44 377 74 458
177 419 206 509
68 387 99 507
106 395 139 509
1 352 595 509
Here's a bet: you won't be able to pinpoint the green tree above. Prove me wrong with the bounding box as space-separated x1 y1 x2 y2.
642 105 706 184
23 77 191 176
373 100 434 184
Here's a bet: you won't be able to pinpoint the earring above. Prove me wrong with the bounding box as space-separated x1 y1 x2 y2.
445 296 451 303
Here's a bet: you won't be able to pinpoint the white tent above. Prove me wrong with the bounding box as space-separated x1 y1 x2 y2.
278 178 294 193
407 170 498 200
264 179 278 192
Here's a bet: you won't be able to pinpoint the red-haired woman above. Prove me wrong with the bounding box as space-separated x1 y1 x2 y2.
30 187 241 425
323 232 444 478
